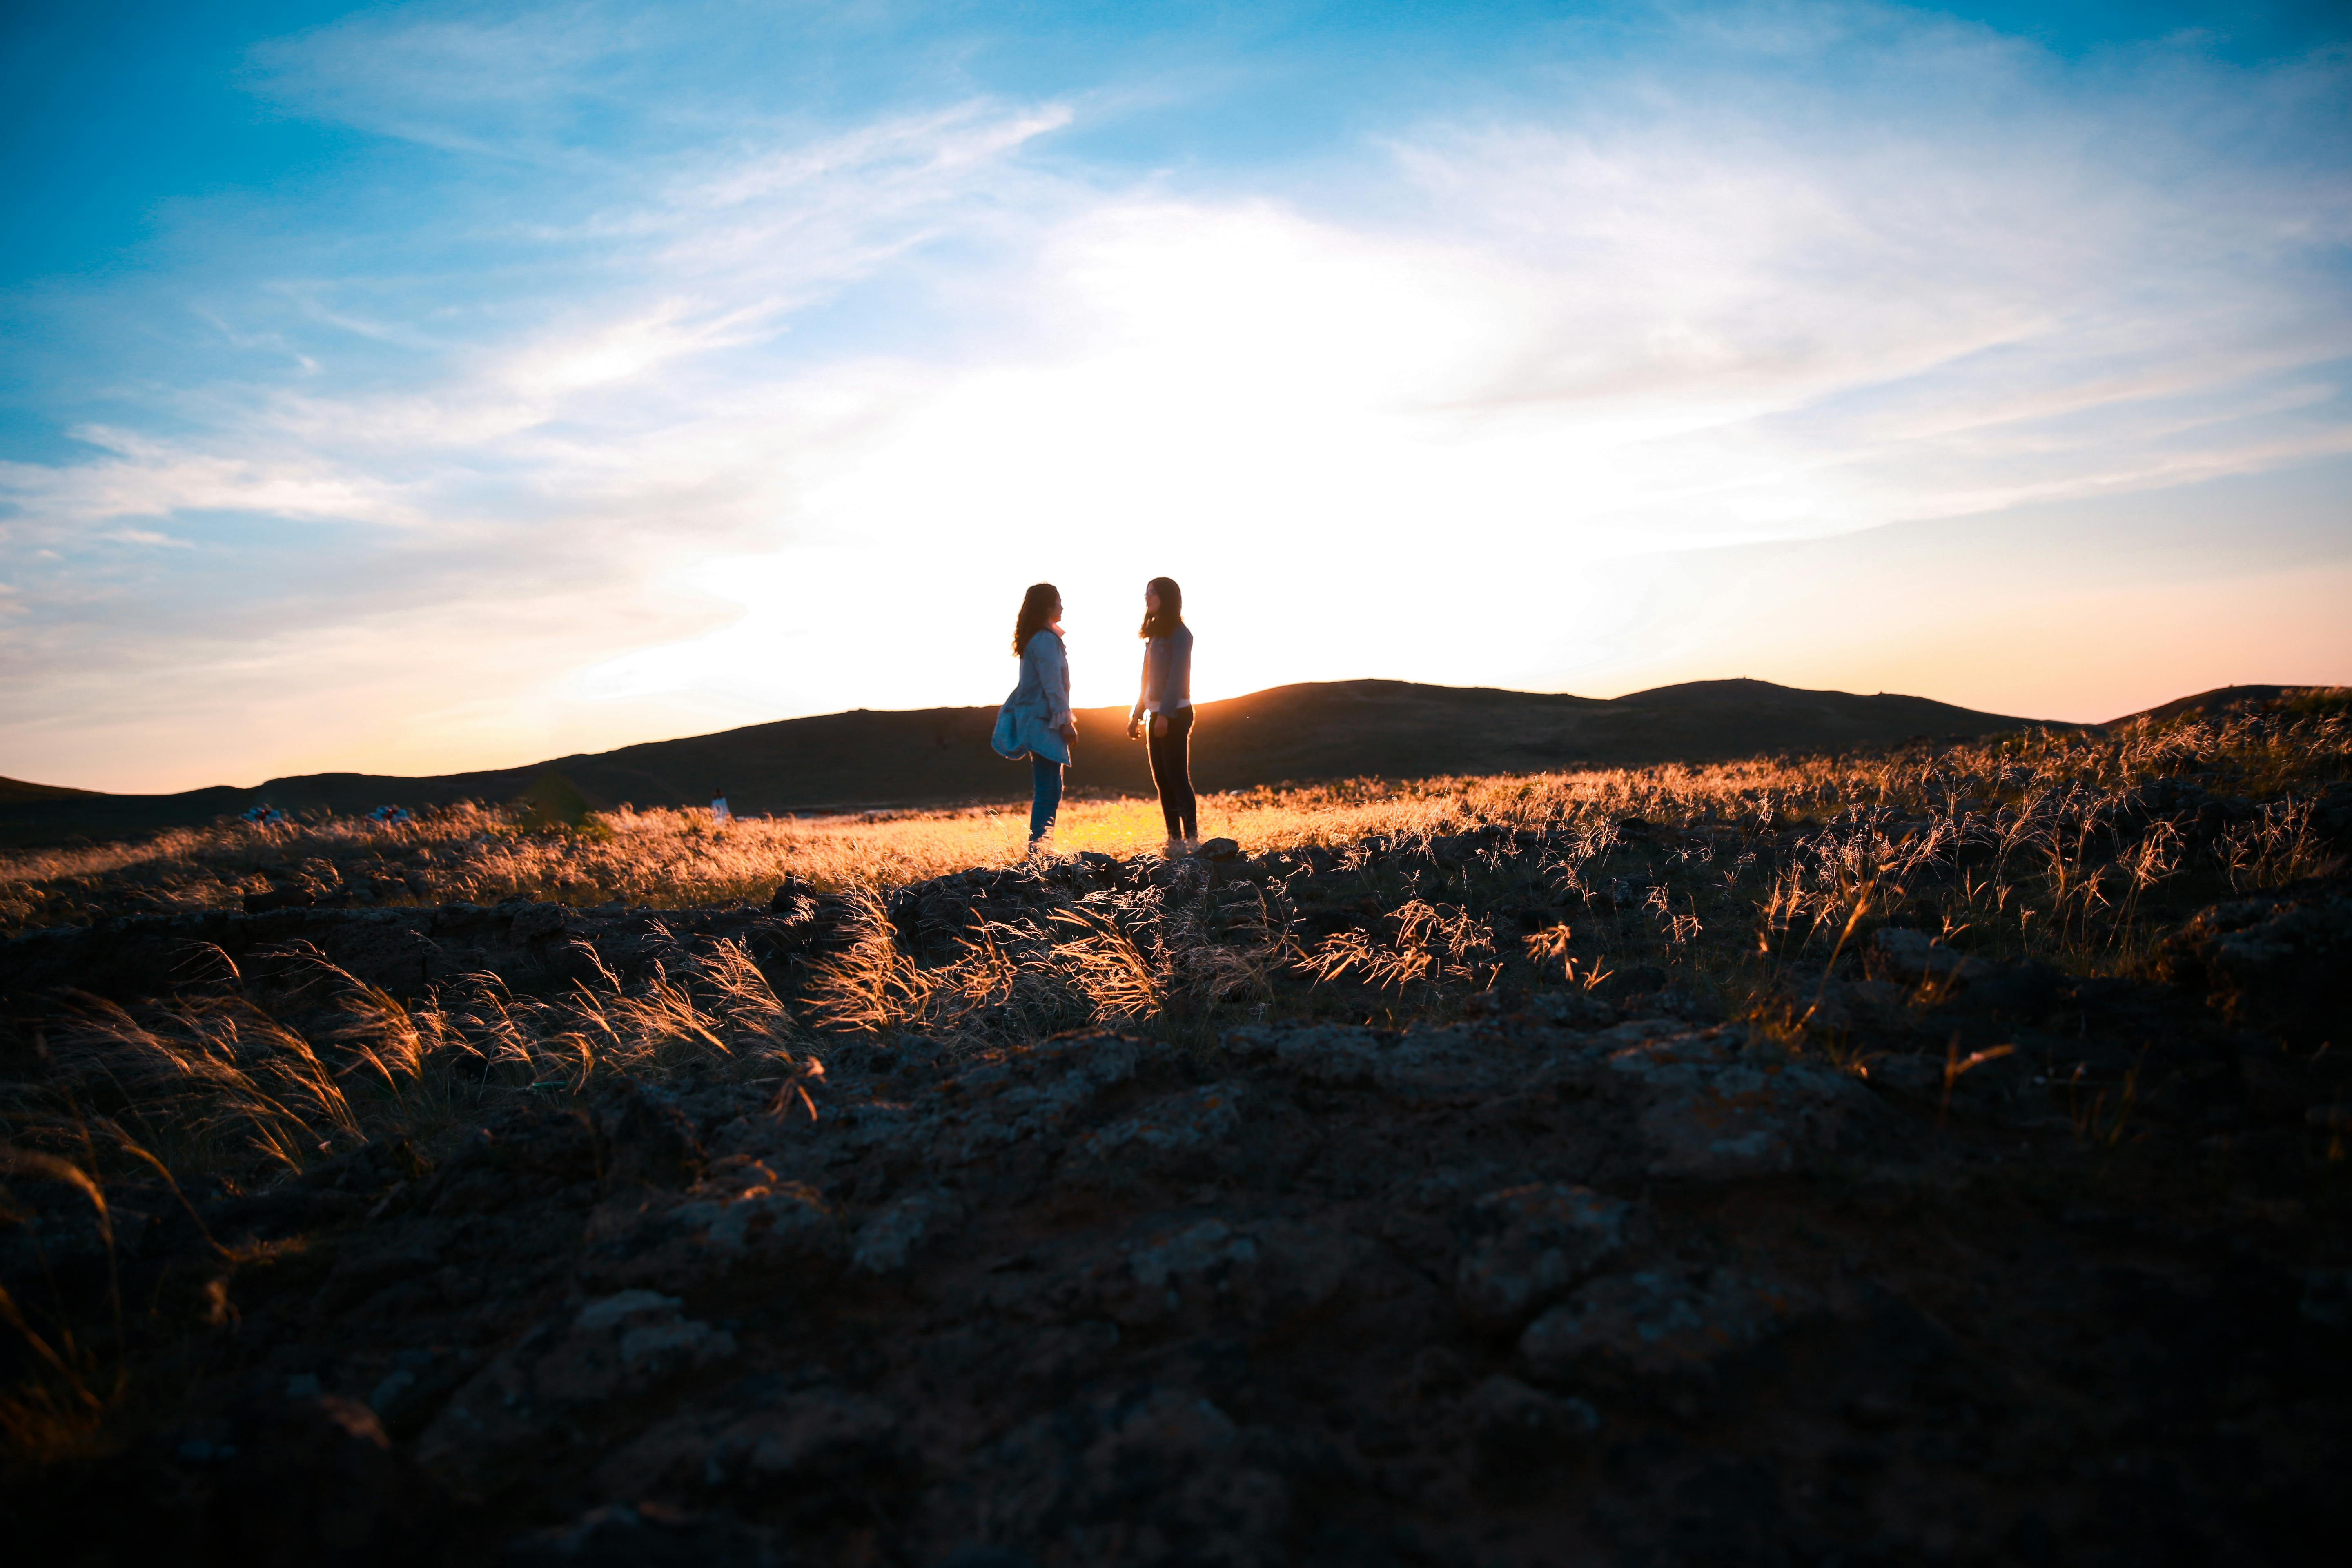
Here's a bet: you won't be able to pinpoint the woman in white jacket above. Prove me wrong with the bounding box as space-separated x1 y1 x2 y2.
992 582 1077 849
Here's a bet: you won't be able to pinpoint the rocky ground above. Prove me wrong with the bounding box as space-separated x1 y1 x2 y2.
4 791 2350 1566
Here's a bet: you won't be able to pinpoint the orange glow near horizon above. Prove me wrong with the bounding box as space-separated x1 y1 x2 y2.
7 12 2351 799
25 552 2349 797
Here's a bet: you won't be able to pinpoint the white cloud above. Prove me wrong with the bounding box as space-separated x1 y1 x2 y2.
3 3 2348 788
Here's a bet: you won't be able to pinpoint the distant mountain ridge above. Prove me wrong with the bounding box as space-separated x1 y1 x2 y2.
2102 685 2292 726
0 677 2058 847
0 777 102 805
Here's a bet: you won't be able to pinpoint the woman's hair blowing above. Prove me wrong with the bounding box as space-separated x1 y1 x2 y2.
1138 577 1183 639
1013 582 1061 654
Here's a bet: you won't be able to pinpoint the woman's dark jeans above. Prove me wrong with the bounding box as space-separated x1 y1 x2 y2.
1147 706 1198 840
1029 755 1063 844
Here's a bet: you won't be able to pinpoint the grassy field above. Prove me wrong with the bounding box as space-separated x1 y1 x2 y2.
5 690 2339 921
0 688 2345 1478
3 691 2345 1178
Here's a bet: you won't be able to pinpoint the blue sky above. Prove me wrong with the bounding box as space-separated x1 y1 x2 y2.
4 1 2350 791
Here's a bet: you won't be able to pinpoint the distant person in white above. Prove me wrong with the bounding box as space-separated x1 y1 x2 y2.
1127 576 1196 851
992 582 1076 850
710 788 731 824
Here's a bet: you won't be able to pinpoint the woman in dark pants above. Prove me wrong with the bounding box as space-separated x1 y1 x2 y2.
1127 576 1197 851
991 583 1076 851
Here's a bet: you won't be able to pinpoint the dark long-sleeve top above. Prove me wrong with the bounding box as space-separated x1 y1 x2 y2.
1130 623 1193 722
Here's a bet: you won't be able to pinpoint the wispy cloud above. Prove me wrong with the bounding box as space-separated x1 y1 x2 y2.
243 0 672 163
2 2 2347 788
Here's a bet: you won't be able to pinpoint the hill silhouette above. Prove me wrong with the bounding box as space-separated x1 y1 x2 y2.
0 777 101 806
2103 684 2292 726
1 677 2049 846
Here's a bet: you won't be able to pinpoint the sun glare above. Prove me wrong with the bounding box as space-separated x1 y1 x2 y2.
3 3 2346 792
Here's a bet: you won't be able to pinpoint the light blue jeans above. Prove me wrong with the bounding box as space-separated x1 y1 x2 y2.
1029 756 1063 844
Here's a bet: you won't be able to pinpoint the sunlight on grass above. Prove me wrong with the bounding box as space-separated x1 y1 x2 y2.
2 691 2346 931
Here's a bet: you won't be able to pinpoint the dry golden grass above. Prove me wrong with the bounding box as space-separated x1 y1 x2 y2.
7 691 2344 933
2 693 2343 1165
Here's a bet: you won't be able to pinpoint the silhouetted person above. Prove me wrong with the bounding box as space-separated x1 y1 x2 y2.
1127 576 1197 850
993 582 1076 850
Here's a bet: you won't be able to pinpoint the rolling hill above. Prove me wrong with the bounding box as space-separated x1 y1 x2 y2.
0 776 102 805
0 677 2053 847
2103 684 2292 726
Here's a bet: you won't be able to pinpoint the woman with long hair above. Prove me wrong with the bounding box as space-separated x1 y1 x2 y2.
1127 576 1197 850
991 582 1077 850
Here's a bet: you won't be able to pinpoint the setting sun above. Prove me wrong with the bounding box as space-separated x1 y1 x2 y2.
4 4 2347 791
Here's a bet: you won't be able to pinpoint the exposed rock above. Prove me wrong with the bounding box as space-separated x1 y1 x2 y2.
503 1502 780 1568
418 1292 739 1472
1519 1268 1815 1385
367 1347 478 1440
1453 1184 1631 1328
1067 1082 1248 1178
580 1174 841 1295
2156 876 2352 1042
1529 988 1615 1028
1222 1020 1539 1099
1087 1216 1359 1334
1465 1373 1601 1468
971 1388 1291 1568
850 1189 964 1276
594 1388 902 1498
921 1033 1182 1168
1603 1027 1871 1178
